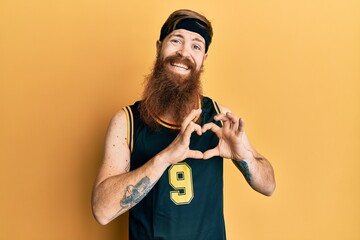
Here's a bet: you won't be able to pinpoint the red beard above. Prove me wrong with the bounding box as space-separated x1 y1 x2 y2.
140 54 203 129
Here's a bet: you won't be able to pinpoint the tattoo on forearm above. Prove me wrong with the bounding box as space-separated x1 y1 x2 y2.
235 160 252 184
120 176 154 209
109 176 155 222
255 157 264 161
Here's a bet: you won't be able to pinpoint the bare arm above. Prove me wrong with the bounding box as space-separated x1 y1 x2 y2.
231 137 276 196
202 105 275 196
91 109 203 225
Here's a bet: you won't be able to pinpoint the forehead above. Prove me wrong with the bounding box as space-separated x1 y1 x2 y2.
166 29 205 45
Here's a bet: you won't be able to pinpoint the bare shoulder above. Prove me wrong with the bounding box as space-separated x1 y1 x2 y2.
108 109 127 135
103 109 128 149
94 109 131 187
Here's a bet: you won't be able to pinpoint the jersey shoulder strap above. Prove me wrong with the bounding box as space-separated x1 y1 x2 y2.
211 98 222 115
208 97 223 126
122 105 134 152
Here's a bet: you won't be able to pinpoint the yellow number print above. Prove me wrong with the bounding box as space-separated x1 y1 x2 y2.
168 163 194 205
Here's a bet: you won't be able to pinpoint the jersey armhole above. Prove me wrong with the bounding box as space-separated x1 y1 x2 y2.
122 106 134 153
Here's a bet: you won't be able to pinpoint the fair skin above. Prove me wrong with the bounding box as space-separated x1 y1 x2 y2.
156 29 208 76
91 29 275 225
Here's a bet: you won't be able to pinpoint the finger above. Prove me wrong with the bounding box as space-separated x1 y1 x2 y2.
182 121 196 140
194 123 202 136
226 112 239 131
202 122 221 135
181 109 202 132
187 150 204 159
237 118 245 135
213 113 227 121
182 122 203 144
203 148 219 160
213 113 225 120
214 113 231 129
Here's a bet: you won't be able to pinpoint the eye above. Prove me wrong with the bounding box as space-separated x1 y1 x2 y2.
193 44 202 51
170 38 181 45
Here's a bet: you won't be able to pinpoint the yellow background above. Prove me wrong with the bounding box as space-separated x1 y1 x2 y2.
1 0 359 239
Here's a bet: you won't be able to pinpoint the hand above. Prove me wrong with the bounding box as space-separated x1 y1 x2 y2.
202 112 254 161
162 109 204 165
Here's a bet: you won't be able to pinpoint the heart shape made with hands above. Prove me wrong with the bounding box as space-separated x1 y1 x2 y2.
178 110 252 161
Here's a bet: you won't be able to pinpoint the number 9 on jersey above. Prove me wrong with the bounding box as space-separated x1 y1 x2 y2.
168 163 194 205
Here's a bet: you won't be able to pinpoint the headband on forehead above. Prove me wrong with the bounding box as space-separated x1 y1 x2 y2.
159 18 212 52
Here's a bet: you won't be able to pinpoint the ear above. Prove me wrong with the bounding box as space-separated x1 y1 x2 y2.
156 40 162 56
203 53 208 61
201 53 208 69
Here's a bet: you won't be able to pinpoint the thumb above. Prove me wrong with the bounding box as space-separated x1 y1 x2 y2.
203 148 219 160
187 150 204 159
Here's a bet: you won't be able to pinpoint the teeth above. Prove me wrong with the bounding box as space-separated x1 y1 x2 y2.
171 62 189 70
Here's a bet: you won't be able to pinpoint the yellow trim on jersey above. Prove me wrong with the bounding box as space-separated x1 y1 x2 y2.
212 100 223 127
122 106 134 152
155 115 181 130
158 116 177 126
153 98 202 130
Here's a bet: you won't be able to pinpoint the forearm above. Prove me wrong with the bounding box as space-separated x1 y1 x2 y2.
233 153 276 196
92 153 170 225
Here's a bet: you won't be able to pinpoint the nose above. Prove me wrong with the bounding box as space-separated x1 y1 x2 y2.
176 45 191 58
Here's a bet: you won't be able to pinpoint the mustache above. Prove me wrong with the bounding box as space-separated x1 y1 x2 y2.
163 55 196 71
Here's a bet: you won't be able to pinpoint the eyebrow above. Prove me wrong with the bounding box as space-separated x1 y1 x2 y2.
168 33 205 46
193 37 205 46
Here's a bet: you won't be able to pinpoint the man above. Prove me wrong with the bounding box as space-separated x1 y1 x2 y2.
92 9 275 240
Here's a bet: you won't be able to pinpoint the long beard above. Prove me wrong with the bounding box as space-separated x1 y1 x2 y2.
140 54 203 129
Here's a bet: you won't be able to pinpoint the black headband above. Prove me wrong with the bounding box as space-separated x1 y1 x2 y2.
159 18 211 52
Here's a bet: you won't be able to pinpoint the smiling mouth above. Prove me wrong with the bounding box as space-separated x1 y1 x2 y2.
170 62 190 70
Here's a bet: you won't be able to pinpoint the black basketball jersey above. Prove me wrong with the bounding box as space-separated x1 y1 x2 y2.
122 96 226 240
